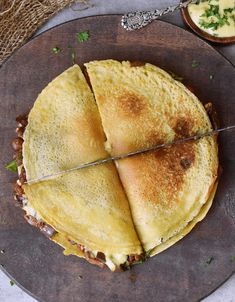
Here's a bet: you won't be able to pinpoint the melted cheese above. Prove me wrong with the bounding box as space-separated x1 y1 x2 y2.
22 198 42 221
188 0 235 38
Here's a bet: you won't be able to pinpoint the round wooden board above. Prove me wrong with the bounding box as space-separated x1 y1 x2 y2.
0 15 235 302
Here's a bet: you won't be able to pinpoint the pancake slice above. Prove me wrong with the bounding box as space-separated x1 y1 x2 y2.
149 181 218 256
85 59 219 253
22 65 142 270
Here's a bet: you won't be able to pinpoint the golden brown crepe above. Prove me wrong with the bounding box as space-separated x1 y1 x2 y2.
85 60 218 253
14 60 219 271
22 65 142 270
149 182 218 256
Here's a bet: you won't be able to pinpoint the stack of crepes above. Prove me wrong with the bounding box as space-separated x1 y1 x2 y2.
14 60 218 271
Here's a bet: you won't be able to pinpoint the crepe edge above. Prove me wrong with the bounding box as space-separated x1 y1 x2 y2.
149 181 218 257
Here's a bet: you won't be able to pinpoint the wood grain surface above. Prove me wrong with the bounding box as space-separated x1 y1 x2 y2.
0 15 234 302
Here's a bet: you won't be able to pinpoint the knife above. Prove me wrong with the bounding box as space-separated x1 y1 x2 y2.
26 125 235 185
121 0 198 31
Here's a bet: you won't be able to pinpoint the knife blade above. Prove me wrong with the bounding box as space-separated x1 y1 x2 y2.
26 125 235 185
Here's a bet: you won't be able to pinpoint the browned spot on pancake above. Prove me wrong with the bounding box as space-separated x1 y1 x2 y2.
156 142 195 196
180 158 192 169
118 92 145 117
155 142 195 170
138 141 195 207
173 118 193 138
130 61 145 67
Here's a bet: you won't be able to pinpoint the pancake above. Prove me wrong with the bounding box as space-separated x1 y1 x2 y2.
149 181 218 256
21 65 142 271
85 59 218 252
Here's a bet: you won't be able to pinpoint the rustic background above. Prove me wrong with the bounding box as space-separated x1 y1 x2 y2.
0 1 234 302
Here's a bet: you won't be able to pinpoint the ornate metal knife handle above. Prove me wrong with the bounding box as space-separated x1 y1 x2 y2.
121 0 197 31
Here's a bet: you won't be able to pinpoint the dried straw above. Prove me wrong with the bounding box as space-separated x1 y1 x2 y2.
0 0 83 65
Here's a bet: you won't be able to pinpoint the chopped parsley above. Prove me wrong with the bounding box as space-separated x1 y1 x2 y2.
52 47 60 54
192 61 200 68
198 3 234 32
206 256 214 265
10 280 15 286
199 16 230 31
201 4 219 18
76 31 89 42
5 160 17 172
231 255 235 261
224 8 233 14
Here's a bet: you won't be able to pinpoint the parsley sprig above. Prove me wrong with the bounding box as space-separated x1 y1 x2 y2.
199 4 234 31
76 31 89 42
5 160 17 172
52 46 60 54
192 61 200 68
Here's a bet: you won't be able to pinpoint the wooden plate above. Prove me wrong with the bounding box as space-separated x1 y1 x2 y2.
0 15 235 302
181 7 235 44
